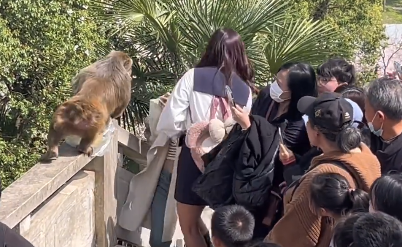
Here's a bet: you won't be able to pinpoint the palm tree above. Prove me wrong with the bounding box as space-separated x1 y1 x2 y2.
94 0 344 130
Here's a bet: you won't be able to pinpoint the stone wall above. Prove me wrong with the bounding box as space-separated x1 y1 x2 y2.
18 171 96 247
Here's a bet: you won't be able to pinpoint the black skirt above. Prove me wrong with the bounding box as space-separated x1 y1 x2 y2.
175 144 207 206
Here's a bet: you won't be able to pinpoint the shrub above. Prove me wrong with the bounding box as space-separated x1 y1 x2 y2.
0 0 107 187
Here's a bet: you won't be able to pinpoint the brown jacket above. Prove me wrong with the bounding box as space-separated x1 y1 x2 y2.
266 144 381 247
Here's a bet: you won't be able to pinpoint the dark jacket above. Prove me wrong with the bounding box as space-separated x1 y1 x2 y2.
282 148 323 185
192 115 279 211
251 86 311 189
252 86 311 158
281 124 372 185
370 132 402 173
0 222 34 247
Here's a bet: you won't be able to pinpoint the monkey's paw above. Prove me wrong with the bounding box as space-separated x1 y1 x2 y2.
77 146 94 157
39 151 58 163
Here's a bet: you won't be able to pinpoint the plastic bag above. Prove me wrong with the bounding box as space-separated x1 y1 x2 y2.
64 119 115 157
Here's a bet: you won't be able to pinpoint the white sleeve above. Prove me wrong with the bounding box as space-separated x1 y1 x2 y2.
156 69 194 138
244 88 253 112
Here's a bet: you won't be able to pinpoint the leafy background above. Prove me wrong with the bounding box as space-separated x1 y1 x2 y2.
0 0 384 187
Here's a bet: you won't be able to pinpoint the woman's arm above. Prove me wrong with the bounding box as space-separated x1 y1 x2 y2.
156 69 194 138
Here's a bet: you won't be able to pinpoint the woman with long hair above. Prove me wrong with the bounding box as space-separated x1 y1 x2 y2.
231 62 318 238
157 28 254 247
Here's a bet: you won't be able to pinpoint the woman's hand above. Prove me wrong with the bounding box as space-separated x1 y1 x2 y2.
159 92 171 108
231 104 251 130
279 143 295 165
279 181 287 194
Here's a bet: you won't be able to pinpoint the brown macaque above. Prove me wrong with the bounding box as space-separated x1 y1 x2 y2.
39 51 133 162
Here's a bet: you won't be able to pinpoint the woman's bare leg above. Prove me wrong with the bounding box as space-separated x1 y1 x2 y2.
177 202 206 247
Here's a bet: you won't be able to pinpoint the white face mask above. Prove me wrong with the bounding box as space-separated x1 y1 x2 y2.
368 112 383 137
270 81 286 103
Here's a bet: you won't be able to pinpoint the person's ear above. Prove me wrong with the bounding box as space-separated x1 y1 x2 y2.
312 126 320 138
377 111 385 121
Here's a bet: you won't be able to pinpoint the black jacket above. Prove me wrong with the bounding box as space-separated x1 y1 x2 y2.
251 86 311 189
192 115 279 211
282 147 323 185
370 132 402 174
0 222 34 247
252 86 311 158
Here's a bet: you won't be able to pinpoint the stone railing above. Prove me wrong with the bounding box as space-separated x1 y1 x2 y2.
0 122 150 247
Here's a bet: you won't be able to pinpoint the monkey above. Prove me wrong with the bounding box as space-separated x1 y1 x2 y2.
39 51 133 162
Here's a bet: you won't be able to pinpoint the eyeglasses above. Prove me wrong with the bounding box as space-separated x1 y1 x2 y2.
317 76 334 85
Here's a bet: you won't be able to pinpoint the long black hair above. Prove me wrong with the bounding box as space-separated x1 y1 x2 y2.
196 28 256 92
370 174 402 221
277 62 317 120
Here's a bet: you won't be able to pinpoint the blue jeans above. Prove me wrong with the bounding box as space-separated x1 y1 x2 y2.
150 169 173 247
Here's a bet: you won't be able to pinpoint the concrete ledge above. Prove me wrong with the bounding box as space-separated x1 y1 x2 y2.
0 144 94 228
0 124 148 229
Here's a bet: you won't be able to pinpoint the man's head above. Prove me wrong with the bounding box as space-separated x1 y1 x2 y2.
316 58 356 94
211 205 255 247
353 212 402 247
364 77 402 138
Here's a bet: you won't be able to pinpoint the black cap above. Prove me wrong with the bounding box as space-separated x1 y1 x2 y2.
297 92 354 131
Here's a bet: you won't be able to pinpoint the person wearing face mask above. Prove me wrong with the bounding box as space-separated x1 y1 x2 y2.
230 62 317 238
365 77 402 173
283 85 369 186
246 63 318 157
302 59 361 130
266 93 380 247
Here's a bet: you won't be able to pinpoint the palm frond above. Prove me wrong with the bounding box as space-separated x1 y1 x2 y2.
94 0 347 130
263 19 345 74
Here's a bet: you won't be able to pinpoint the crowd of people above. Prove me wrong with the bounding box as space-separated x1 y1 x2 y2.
126 27 402 247
1 25 402 247
4 22 402 246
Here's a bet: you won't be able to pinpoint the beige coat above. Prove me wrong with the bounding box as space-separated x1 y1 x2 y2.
118 97 179 242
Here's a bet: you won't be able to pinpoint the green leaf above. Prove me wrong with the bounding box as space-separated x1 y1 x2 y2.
263 19 346 74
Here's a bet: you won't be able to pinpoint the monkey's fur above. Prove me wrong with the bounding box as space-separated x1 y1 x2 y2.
40 51 132 162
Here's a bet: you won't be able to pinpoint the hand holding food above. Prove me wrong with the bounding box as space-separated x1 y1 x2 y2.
279 143 295 165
